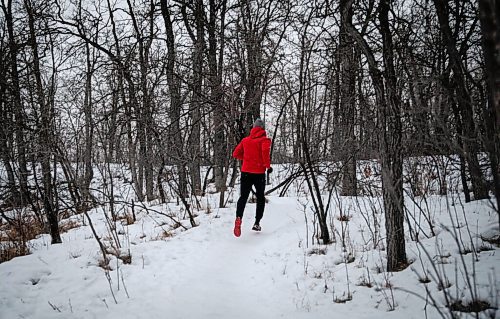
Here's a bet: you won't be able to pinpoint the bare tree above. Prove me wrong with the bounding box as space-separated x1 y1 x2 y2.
25 0 62 243
345 0 407 271
127 0 157 201
434 0 489 201
180 0 204 196
479 0 500 223
1 0 30 206
160 0 188 199
235 0 290 129
339 0 357 196
207 0 229 205
296 7 331 244
0 17 17 203
82 41 94 203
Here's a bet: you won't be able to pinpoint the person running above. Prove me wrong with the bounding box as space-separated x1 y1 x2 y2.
232 118 272 237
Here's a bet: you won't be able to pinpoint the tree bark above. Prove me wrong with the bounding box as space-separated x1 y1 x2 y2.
127 0 150 201
434 0 489 201
185 0 204 196
379 0 406 271
479 0 500 221
140 0 156 201
2 0 30 206
346 0 406 271
339 0 358 196
25 0 61 244
297 16 330 244
0 76 17 201
160 0 188 198
83 42 94 202
105 0 144 201
208 0 228 205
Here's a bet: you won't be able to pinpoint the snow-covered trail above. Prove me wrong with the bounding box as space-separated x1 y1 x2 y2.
129 196 383 319
3 196 336 319
121 197 308 319
6 192 496 319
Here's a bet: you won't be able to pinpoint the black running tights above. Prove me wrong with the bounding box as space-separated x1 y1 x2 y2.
235 172 266 223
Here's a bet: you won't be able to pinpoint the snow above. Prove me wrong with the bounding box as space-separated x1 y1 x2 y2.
0 167 499 319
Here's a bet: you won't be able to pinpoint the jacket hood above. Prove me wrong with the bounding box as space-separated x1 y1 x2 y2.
249 126 266 139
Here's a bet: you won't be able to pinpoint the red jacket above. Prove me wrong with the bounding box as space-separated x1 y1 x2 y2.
232 127 271 174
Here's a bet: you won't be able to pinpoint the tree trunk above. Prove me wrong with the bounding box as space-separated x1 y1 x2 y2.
298 20 330 244
0 110 17 201
132 0 155 202
0 52 18 200
187 0 204 196
479 0 500 221
379 0 406 271
105 0 119 165
83 42 94 202
2 0 30 206
450 97 472 202
106 0 144 201
434 0 489 201
160 0 187 198
25 0 61 244
208 0 228 204
127 0 149 201
340 0 358 196
144 1 155 202
346 0 406 271
107 74 118 163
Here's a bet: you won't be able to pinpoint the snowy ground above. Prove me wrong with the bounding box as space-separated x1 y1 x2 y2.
0 165 499 319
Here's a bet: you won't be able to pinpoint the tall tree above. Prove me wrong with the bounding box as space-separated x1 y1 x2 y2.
181 0 204 195
339 0 357 196
296 8 331 244
25 0 62 243
479 0 500 222
208 0 229 205
160 0 188 198
1 0 30 206
82 42 94 202
127 0 156 201
236 0 289 129
379 0 406 271
0 21 17 202
346 0 406 271
434 0 489 201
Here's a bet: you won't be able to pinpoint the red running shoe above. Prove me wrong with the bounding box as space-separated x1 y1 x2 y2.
234 217 242 237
